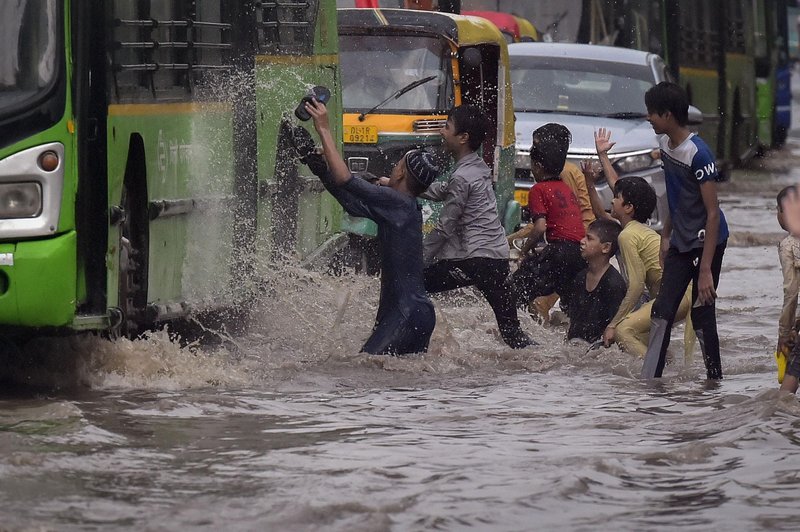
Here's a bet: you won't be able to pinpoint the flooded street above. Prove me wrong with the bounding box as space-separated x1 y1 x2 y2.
3 126 800 531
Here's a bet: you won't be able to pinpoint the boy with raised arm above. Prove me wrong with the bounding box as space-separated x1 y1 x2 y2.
640 82 729 380
301 98 439 356
581 129 693 356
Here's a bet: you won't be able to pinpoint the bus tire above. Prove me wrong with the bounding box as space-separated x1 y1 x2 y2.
117 142 150 338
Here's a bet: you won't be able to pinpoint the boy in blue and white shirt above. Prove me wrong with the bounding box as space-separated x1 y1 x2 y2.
641 82 729 380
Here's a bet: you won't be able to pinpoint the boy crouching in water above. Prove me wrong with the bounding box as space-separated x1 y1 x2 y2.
567 219 626 343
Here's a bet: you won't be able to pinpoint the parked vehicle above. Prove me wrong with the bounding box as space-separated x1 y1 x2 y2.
508 42 702 230
337 8 521 270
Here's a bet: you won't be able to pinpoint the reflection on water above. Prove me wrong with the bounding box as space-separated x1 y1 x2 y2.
2 146 800 531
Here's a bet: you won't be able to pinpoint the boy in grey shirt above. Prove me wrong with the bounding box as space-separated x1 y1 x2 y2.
423 105 533 349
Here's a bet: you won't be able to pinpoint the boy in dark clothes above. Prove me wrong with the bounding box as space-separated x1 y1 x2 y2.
568 219 627 343
640 82 729 380
508 123 586 313
301 98 439 356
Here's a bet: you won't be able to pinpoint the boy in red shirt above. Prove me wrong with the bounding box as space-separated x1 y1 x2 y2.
509 123 586 313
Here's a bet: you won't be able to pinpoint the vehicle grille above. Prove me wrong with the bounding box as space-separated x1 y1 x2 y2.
413 119 446 132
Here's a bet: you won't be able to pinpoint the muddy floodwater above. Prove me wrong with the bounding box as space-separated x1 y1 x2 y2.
3 142 800 530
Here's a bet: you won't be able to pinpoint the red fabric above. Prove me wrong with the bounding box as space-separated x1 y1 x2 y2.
528 180 585 243
354 0 379 7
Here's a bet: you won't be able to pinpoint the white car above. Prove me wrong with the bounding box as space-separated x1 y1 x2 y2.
508 42 702 231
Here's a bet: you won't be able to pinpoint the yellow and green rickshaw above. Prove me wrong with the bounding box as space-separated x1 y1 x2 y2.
337 8 521 271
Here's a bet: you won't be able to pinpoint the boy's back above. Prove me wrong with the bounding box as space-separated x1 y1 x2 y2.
528 179 585 243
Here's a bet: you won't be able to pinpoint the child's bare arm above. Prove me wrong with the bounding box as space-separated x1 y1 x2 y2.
519 218 546 255
697 181 720 305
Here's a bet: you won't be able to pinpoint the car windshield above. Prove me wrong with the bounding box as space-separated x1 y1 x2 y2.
510 56 654 116
0 0 59 116
339 34 453 113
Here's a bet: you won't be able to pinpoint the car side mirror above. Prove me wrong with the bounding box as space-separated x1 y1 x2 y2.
687 105 703 125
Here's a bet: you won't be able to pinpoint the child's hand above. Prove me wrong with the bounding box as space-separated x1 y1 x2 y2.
304 98 329 134
697 268 716 305
602 326 615 347
594 128 616 155
580 158 602 185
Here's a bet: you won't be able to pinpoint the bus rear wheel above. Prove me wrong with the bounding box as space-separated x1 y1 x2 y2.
117 185 148 338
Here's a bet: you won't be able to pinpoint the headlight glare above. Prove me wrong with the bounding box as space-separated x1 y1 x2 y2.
0 182 42 218
613 152 659 174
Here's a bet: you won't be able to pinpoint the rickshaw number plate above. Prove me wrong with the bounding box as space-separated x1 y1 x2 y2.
514 189 529 206
344 125 378 144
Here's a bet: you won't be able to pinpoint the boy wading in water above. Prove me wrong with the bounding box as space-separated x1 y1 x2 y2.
422 105 533 349
640 82 729 380
301 98 439 356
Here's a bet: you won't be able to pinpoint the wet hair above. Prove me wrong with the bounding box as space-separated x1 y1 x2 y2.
613 176 657 223
588 219 621 256
448 105 490 151
777 185 797 212
530 123 571 176
644 81 689 126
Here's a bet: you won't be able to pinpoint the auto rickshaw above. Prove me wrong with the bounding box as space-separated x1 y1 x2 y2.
513 15 539 42
337 8 521 271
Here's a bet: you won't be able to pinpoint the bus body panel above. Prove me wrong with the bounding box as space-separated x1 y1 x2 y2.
1 0 345 336
106 103 236 310
0 232 76 327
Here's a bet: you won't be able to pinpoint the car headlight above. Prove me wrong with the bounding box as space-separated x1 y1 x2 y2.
612 151 660 174
515 150 531 170
0 182 42 218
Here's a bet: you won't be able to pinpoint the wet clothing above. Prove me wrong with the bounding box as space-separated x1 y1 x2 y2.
616 293 691 358
567 266 627 343
659 133 729 252
422 152 531 349
642 242 726 379
787 340 800 379
527 179 586 243
422 152 509 263
510 240 585 313
316 164 435 355
778 234 800 343
560 161 595 231
642 133 728 379
424 257 530 348
611 220 662 328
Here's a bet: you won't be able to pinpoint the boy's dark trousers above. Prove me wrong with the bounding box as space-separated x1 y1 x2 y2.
509 240 584 313
424 257 531 348
641 242 727 379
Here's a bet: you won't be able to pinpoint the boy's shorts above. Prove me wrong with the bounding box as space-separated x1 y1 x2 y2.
788 341 800 379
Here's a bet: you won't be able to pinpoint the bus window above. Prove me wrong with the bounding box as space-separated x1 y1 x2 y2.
256 0 319 55
0 0 58 113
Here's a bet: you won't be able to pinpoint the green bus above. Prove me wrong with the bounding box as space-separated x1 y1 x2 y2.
573 0 788 172
0 0 343 339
